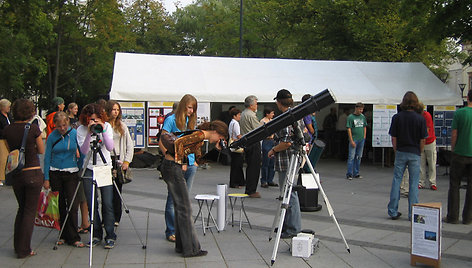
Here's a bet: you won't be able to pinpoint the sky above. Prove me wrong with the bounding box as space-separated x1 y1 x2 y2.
161 0 195 13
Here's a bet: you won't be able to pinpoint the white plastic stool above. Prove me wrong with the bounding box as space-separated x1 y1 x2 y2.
194 194 220 235
227 193 252 232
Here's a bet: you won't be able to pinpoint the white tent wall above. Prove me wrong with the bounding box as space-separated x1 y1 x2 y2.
109 52 462 106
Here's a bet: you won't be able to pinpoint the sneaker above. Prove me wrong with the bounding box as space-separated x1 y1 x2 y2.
354 175 363 179
114 221 119 227
390 212 402 220
87 238 101 248
268 182 279 187
261 183 269 188
346 175 353 180
418 184 424 189
104 239 115 249
430 185 437 191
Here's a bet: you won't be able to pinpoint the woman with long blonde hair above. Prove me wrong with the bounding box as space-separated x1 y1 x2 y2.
158 94 198 243
106 100 134 226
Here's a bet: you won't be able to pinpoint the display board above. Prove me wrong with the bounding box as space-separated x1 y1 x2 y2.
411 203 441 268
372 105 397 147
147 102 174 147
433 106 456 147
197 102 211 125
119 102 145 148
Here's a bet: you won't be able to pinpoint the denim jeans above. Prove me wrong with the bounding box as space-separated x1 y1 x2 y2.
261 139 275 184
165 164 197 237
161 159 201 256
346 139 365 177
82 169 116 241
278 171 301 236
388 151 420 220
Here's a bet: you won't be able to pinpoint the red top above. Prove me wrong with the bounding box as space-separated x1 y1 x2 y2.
422 111 436 144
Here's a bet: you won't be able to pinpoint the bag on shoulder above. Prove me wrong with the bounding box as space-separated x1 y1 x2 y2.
5 123 30 186
116 167 132 184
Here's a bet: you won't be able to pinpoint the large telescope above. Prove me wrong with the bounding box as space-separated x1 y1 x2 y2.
230 89 336 149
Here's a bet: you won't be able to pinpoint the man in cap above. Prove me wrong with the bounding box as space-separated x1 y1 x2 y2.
268 89 302 238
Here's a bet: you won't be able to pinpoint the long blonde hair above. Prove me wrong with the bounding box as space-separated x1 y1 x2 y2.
175 94 197 131
106 100 124 136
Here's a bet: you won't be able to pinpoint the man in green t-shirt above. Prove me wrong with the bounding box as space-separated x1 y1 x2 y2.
446 90 472 224
346 102 367 180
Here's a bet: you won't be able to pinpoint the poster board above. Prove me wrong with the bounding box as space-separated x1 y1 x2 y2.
147 102 174 147
433 106 456 147
119 102 145 148
372 105 397 147
197 102 211 125
411 202 441 268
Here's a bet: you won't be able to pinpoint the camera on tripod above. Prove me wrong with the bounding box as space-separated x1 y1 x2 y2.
90 124 104 134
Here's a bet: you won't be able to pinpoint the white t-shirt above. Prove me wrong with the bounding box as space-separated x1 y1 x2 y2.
229 119 240 140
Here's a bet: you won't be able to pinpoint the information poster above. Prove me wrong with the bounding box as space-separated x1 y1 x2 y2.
372 105 397 147
433 106 456 147
119 102 145 148
148 102 173 147
197 102 211 125
411 205 441 260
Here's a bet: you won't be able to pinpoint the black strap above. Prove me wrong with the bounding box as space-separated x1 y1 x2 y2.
19 123 31 153
173 129 199 136
52 128 73 149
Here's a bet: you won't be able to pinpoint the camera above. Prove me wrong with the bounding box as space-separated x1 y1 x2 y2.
90 124 104 134
219 139 227 150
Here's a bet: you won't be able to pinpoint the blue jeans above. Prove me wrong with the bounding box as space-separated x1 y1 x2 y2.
388 151 420 219
261 139 275 184
278 171 301 236
346 139 365 177
82 169 116 241
165 164 197 237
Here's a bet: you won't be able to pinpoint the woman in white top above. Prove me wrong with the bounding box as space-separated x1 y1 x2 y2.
106 100 134 225
228 108 245 188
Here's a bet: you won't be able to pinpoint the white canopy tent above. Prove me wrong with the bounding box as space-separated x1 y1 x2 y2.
110 52 462 105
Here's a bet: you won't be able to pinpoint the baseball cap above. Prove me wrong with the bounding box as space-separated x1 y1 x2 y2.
274 89 292 100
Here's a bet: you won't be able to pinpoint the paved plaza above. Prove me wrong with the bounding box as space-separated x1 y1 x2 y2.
0 158 471 267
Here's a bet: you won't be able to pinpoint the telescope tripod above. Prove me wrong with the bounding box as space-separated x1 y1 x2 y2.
269 145 350 265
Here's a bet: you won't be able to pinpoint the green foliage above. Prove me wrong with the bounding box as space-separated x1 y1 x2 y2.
0 0 469 108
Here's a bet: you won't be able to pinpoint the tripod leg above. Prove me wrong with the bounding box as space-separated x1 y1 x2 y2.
53 178 82 250
270 153 300 265
112 179 147 248
303 153 351 253
89 179 96 268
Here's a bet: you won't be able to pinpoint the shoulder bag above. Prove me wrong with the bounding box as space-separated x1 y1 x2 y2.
5 123 31 185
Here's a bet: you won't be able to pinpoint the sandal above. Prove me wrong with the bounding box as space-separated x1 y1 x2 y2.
166 234 176 242
78 226 90 234
57 239 65 245
18 251 36 259
73 241 85 248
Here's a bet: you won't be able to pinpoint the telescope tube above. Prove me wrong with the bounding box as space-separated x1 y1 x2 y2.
230 89 336 149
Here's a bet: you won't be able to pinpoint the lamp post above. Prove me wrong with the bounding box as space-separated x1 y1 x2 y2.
239 0 243 58
459 83 466 104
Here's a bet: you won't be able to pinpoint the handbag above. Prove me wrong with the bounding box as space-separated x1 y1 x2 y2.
5 123 31 185
112 149 132 184
34 189 60 230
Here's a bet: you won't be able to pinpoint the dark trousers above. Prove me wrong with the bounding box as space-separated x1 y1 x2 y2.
244 142 261 195
161 159 201 256
112 179 123 223
447 153 472 222
12 169 43 258
230 152 245 187
49 171 81 244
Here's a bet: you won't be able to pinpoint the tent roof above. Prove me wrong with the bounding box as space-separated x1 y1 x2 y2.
110 52 462 105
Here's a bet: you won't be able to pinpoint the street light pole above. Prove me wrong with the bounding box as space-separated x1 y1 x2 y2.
459 83 466 105
239 0 243 58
